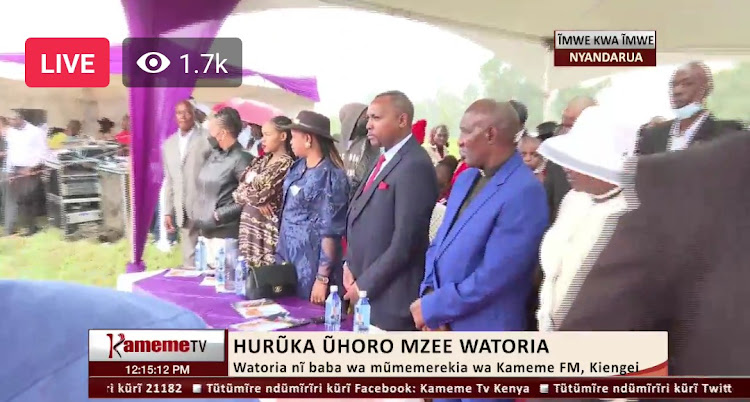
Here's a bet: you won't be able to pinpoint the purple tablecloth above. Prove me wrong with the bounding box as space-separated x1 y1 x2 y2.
133 271 353 331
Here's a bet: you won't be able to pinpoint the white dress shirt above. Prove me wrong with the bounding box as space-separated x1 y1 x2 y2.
362 134 412 186
669 112 708 151
5 122 49 169
248 140 262 157
372 134 412 178
237 127 252 149
177 127 194 163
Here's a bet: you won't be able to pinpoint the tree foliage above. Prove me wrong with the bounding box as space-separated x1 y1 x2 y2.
331 58 749 157
708 62 750 123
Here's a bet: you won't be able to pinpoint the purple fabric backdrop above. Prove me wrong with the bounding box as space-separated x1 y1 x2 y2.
121 0 243 272
0 47 319 102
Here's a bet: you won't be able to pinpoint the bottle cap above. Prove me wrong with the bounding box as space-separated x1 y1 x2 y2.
330 285 338 292
358 290 367 297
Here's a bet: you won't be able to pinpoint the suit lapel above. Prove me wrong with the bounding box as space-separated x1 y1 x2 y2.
181 127 201 166
350 155 378 207
653 124 671 153
437 169 477 245
437 154 522 258
349 137 413 224
690 115 716 145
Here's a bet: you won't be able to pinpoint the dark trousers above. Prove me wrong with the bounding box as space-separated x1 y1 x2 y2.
149 204 178 243
4 168 41 235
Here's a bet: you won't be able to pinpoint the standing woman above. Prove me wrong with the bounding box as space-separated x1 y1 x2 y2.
424 124 449 165
276 111 350 304
192 107 253 268
233 116 295 267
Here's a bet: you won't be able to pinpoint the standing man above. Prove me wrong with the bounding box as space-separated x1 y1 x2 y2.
162 100 211 268
3 110 48 237
411 100 548 336
344 90 438 331
340 102 378 198
636 61 743 155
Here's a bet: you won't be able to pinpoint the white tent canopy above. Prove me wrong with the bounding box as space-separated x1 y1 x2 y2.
233 0 748 90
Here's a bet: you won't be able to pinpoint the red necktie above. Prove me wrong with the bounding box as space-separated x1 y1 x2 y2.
363 154 386 191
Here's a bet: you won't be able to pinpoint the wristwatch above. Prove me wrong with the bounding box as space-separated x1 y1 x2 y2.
315 274 329 284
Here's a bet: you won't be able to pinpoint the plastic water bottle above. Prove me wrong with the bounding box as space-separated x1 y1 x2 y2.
194 238 205 271
324 285 342 331
224 252 235 293
353 290 370 333
215 246 226 291
235 257 247 297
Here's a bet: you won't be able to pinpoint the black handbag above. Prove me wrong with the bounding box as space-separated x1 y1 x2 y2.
245 262 298 300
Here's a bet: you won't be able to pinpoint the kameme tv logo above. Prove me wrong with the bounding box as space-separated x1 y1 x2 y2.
106 332 208 359
25 38 110 88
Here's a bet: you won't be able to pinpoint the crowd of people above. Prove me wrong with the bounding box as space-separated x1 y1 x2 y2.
157 60 750 380
2 59 750 402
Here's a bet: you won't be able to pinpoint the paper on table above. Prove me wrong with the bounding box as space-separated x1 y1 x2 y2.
231 316 307 332
233 301 288 319
233 299 274 308
199 276 216 287
165 269 203 278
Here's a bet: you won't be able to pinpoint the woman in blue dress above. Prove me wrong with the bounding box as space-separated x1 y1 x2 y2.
277 111 350 304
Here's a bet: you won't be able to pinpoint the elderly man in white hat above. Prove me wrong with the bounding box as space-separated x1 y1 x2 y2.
535 105 639 332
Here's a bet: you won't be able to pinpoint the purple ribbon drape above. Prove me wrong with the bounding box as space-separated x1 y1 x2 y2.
0 0 321 273
121 0 244 273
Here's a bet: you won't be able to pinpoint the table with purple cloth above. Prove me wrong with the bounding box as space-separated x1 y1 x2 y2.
131 271 367 331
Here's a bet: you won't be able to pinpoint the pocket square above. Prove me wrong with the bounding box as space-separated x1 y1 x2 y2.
377 182 389 190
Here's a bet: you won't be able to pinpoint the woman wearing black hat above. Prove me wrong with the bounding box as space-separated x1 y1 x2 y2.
276 111 350 304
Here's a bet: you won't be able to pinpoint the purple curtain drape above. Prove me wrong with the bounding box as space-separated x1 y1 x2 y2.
122 0 241 272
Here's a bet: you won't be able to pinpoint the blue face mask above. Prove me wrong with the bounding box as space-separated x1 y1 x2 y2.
673 102 702 120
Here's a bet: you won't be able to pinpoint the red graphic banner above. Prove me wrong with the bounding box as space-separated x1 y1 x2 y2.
554 49 657 67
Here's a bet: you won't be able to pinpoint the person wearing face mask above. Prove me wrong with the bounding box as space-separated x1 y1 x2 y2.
635 61 744 155
340 102 378 199
192 107 253 269
161 100 211 267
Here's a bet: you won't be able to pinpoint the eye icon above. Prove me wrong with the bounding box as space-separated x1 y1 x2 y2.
136 52 171 74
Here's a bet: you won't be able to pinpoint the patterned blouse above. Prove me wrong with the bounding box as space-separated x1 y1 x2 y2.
232 153 294 267
276 158 350 299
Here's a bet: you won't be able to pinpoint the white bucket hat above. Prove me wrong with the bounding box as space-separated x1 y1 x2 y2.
537 105 640 186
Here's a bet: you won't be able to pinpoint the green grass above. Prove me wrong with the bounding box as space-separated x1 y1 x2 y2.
0 227 181 288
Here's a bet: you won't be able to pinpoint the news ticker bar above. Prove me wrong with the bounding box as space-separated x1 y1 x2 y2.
89 377 741 398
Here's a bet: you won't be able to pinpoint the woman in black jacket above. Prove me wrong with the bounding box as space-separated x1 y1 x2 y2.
193 107 253 269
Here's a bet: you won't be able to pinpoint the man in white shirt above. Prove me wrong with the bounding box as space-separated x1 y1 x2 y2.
161 100 211 267
3 110 48 236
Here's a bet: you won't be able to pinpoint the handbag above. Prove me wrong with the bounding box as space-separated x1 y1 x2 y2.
245 262 298 300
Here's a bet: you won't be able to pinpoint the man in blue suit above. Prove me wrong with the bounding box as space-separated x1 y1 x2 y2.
411 99 548 334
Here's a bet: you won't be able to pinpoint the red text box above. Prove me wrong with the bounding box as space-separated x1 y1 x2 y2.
25 38 110 87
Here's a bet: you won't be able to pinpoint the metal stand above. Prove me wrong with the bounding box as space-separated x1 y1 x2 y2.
44 159 102 239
